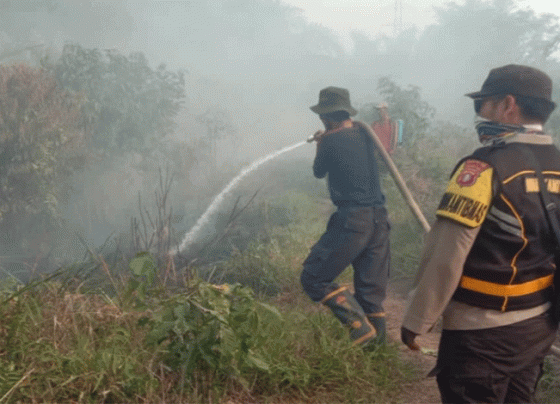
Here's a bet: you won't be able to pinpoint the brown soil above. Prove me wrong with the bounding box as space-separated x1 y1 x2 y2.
385 284 442 404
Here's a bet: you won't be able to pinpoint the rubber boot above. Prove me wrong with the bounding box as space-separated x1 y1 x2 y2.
321 287 377 346
366 312 387 345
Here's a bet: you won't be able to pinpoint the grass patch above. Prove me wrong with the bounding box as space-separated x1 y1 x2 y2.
255 298 412 404
537 356 560 403
0 281 159 403
0 269 412 403
0 188 418 403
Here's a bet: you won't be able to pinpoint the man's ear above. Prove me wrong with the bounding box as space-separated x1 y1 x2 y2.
501 94 522 125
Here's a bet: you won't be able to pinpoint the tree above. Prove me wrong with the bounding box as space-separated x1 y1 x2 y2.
44 44 186 152
0 63 85 250
374 76 436 141
408 0 560 117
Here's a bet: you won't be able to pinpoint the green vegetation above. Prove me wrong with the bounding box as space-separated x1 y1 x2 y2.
44 43 185 152
2 69 558 401
0 204 413 403
0 63 86 253
537 356 560 403
2 2 560 397
0 45 187 259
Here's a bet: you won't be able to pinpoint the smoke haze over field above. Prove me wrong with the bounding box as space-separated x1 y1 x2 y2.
2 0 560 262
4 0 560 139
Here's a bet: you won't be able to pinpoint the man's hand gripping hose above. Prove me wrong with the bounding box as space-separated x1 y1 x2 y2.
307 130 325 143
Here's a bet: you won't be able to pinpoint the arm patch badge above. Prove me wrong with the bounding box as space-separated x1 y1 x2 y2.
436 160 493 227
456 160 489 187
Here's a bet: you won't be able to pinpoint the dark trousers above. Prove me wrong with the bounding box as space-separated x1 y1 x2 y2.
434 311 558 404
300 205 390 314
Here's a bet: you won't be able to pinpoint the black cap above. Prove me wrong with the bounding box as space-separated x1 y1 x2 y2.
466 64 553 103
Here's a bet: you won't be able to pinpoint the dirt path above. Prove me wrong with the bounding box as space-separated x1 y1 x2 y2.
385 285 442 404
384 286 560 404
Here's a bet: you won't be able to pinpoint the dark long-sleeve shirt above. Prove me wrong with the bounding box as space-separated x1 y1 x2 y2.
313 124 385 207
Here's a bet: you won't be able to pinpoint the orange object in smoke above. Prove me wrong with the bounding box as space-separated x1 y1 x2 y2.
371 103 397 155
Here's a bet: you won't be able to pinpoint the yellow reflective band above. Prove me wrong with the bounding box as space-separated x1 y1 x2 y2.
460 274 554 297
525 177 560 194
367 312 386 318
320 286 348 304
525 178 539 192
352 328 377 346
548 178 560 193
351 321 362 329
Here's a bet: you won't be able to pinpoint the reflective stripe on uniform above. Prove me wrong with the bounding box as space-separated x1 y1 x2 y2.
459 274 554 297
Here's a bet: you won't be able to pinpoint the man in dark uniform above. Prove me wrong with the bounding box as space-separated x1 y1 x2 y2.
301 86 391 347
401 65 560 403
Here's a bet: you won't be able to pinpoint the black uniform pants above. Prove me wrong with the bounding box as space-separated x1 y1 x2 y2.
300 205 390 314
434 311 558 404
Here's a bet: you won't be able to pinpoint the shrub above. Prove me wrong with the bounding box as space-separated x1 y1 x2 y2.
0 63 86 254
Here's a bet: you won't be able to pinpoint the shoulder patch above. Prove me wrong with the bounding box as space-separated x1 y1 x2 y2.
436 160 493 227
456 160 490 187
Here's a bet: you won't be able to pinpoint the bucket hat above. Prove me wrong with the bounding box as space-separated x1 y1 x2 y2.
466 64 554 104
310 86 358 116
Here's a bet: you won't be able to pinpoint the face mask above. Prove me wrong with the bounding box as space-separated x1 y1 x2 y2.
474 115 525 145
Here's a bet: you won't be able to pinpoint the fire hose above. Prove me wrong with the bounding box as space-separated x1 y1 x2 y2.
309 120 431 234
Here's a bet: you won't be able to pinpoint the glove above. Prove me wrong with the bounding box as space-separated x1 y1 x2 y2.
401 326 421 351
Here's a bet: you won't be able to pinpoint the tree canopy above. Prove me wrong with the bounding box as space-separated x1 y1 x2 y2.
0 63 85 247
44 44 186 152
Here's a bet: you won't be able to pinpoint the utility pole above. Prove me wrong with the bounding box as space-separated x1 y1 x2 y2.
393 0 403 37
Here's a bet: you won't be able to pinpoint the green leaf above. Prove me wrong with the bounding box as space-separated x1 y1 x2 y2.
129 252 156 281
246 353 270 372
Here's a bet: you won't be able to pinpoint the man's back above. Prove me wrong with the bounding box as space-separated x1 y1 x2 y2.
313 125 385 207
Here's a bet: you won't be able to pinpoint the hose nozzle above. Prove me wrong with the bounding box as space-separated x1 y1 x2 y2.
307 130 324 143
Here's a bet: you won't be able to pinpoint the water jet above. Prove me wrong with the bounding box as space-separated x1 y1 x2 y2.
171 140 307 255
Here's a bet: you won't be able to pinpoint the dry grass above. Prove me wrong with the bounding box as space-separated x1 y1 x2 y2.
0 281 160 403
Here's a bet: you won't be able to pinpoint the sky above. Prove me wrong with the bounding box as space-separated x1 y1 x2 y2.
281 0 560 50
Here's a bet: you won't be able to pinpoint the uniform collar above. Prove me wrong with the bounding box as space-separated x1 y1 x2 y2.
505 124 553 145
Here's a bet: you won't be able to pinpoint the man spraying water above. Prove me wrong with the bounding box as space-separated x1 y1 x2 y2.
301 86 391 347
